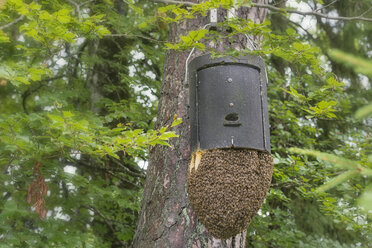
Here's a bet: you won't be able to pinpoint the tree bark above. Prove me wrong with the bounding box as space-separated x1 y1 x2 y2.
133 1 268 247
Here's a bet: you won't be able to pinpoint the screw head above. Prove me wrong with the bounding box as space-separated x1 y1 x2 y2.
227 78 233 83
229 103 234 107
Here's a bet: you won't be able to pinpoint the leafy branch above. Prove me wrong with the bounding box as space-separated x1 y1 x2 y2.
151 0 372 22
0 15 24 30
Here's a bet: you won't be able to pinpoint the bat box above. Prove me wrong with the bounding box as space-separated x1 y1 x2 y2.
188 54 270 153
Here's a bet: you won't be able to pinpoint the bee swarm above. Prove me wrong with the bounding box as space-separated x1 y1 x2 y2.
187 149 273 239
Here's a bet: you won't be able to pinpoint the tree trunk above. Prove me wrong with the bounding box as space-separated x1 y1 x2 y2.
133 1 268 247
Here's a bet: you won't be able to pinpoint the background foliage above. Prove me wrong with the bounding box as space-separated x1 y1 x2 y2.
0 0 371 247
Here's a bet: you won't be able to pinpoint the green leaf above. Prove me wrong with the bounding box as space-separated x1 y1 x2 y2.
283 86 307 102
62 111 74 118
28 68 46 81
171 118 182 127
159 132 178 140
0 29 10 43
55 9 71 23
293 42 304 51
286 28 295 36
13 76 30 85
39 11 52 20
48 114 64 123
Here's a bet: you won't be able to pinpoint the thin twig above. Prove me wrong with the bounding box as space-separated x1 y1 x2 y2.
66 0 95 20
106 33 166 43
66 0 81 20
81 0 95 7
151 0 189 5
0 15 24 30
315 0 339 12
110 158 146 179
87 206 128 247
71 158 142 188
288 19 315 40
358 6 372 18
22 75 65 114
151 0 372 22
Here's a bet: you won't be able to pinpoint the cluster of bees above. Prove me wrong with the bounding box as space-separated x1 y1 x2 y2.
187 148 273 239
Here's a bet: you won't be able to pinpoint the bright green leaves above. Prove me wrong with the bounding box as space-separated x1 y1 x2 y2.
283 86 308 103
0 29 10 42
157 4 194 23
46 111 181 159
166 29 209 50
283 84 342 119
285 27 296 36
124 0 143 15
28 67 50 81
0 62 52 86
18 8 76 43
305 100 337 119
1 110 181 163
0 64 24 85
55 9 71 24
0 0 166 246
266 38 322 75
324 76 345 91
4 0 111 44
6 0 31 15
164 12 324 79
79 14 111 38
171 116 182 127
157 0 237 23
0 0 112 87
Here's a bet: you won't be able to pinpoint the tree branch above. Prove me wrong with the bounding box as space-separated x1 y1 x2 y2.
315 0 339 12
288 19 315 41
151 0 189 5
110 158 146 179
0 15 24 30
66 0 81 20
87 206 128 247
66 0 95 20
106 33 166 43
358 6 372 18
253 3 372 22
21 75 65 114
151 0 372 22
70 158 142 188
